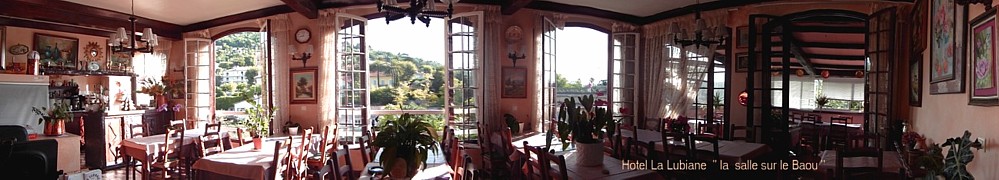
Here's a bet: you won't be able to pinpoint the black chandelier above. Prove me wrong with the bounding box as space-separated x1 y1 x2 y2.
670 2 727 48
376 0 454 27
109 0 158 55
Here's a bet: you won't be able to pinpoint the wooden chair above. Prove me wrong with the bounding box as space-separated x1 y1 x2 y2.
309 126 336 178
541 148 568 180
827 117 850 150
200 122 224 156
233 128 247 147
627 137 656 161
660 131 692 161
691 135 720 162
150 128 184 179
831 148 883 180
328 144 355 180
449 136 465 180
730 125 748 141
271 138 291 180
289 128 314 180
521 141 546 180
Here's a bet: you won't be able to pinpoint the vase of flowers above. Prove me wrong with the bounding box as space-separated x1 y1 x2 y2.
667 116 691 133
815 95 829 109
138 78 181 106
902 131 924 150
32 103 71 136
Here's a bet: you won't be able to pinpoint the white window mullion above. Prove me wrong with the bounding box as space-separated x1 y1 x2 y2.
446 12 483 141
335 14 368 144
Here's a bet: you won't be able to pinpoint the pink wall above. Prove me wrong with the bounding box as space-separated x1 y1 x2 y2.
911 2 999 179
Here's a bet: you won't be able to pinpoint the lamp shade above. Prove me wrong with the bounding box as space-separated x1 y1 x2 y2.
28 51 40 60
670 22 681 34
142 28 154 41
117 27 129 41
695 19 707 32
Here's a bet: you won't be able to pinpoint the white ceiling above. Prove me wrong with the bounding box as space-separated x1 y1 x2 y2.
61 0 285 25
541 0 717 17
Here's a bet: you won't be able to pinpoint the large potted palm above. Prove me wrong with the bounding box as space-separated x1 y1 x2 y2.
555 94 617 166
373 113 439 178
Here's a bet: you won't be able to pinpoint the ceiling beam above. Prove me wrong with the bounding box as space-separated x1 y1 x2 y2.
525 1 642 24
184 6 293 32
282 0 319 19
773 52 866 61
771 41 865 49
503 0 535 15
791 25 866 34
769 62 864 70
0 0 183 39
787 38 818 76
640 0 773 24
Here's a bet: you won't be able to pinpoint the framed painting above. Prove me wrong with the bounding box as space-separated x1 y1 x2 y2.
290 67 318 104
33 33 79 69
969 8 998 106
911 53 924 107
736 26 749 48
736 53 749 72
106 39 131 71
502 67 527 98
911 0 929 54
930 0 967 94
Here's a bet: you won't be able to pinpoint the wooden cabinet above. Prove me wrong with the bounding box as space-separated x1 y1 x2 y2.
83 110 164 170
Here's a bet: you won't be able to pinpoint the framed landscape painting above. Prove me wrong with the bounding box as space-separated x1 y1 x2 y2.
911 53 923 107
502 67 527 98
969 8 998 106
930 0 967 94
33 33 79 68
736 53 749 72
290 67 318 104
736 26 749 48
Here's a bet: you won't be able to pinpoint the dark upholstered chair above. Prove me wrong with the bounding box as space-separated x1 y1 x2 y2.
0 125 61 179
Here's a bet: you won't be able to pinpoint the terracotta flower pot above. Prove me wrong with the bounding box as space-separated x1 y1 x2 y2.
253 137 263 150
44 120 65 136
388 158 423 178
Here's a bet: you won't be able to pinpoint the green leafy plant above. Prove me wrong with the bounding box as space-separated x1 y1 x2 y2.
242 100 275 138
373 113 439 177
31 103 71 124
138 78 181 96
941 130 984 180
555 94 617 150
504 114 520 134
815 95 829 109
917 143 944 180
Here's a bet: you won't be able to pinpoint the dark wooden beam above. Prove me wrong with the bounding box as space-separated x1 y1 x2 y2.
503 0 535 15
790 25 866 34
525 1 642 24
184 6 293 32
0 0 183 39
771 41 865 49
0 16 114 38
787 38 818 76
282 0 319 19
773 52 866 61
640 0 772 24
770 61 864 70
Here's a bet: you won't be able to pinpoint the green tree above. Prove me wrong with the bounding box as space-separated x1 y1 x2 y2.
371 87 398 106
390 60 419 85
244 68 259 86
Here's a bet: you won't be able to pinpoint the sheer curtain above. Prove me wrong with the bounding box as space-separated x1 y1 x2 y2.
642 11 724 129
262 14 291 135
318 9 343 131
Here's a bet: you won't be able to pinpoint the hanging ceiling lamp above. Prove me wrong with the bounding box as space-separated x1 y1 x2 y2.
108 0 158 55
669 0 728 48
376 0 455 27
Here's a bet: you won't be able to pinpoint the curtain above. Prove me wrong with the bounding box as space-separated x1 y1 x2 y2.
642 10 725 129
262 14 291 135
479 5 501 132
318 9 342 133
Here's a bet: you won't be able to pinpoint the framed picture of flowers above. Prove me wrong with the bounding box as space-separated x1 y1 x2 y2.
930 0 968 94
969 7 998 106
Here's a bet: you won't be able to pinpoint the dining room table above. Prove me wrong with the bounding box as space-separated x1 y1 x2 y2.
511 133 661 180
190 135 320 180
619 129 772 164
815 150 903 179
358 144 451 179
120 129 230 180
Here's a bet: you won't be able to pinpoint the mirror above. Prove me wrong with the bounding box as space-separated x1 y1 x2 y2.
84 42 102 62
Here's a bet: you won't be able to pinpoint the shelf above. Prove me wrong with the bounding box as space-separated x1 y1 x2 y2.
42 69 136 77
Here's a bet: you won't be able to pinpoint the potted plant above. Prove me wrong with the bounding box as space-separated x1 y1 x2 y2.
941 131 983 180
503 114 521 135
667 116 691 133
138 78 181 106
916 143 944 179
555 94 617 166
901 131 924 150
373 113 439 178
31 103 71 136
243 100 275 150
815 95 829 109
283 121 301 135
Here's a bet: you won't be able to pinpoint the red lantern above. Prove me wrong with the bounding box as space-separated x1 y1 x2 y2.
795 69 805 77
855 70 865 78
738 91 749 106
821 70 830 78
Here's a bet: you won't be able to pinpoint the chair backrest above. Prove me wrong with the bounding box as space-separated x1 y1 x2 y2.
791 112 803 122
807 114 822 123
358 138 372 165
691 135 720 162
661 131 692 160
161 128 179 161
169 120 184 131
730 125 747 141
521 141 546 180
828 117 850 150
235 128 246 146
318 126 335 167
0 125 28 142
449 137 465 180
629 138 656 161
834 148 883 180
271 139 289 180
291 128 314 180
127 123 146 139
201 122 224 155
331 144 355 180
541 148 568 180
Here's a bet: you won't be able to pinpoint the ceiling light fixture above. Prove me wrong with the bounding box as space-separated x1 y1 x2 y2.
108 0 158 56
669 0 728 48
376 0 454 27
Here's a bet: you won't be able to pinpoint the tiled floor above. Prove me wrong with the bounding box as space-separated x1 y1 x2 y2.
79 152 129 179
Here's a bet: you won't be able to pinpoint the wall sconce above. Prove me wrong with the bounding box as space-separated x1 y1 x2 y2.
507 44 525 67
289 44 313 67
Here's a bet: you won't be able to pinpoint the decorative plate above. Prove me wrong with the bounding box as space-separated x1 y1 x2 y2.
88 61 100 71
8 44 28 55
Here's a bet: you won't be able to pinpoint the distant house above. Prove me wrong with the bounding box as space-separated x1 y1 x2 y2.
369 71 394 87
219 66 254 85
232 100 252 112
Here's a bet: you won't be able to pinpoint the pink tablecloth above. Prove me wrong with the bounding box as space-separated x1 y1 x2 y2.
121 129 227 156
693 140 772 163
192 136 317 180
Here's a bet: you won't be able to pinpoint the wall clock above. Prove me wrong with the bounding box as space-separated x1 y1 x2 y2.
295 28 311 43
